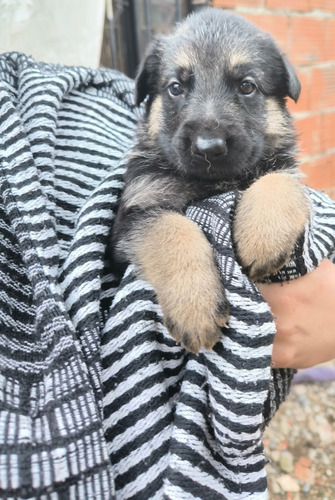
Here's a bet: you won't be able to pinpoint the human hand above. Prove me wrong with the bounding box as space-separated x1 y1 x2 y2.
258 259 335 369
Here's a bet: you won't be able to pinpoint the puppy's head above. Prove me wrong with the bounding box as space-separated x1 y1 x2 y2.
136 8 300 184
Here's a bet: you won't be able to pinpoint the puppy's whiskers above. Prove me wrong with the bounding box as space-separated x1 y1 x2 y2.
214 119 220 131
204 153 212 172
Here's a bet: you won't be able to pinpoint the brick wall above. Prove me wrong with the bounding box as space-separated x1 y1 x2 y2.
212 0 335 198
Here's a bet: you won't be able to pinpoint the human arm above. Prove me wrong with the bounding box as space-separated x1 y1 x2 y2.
258 259 335 369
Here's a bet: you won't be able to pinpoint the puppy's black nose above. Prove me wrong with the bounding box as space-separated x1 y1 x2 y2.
195 136 227 159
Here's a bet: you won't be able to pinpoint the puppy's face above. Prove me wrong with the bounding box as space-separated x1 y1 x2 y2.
136 8 300 184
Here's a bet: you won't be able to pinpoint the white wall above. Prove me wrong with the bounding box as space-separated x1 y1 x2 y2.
0 0 105 68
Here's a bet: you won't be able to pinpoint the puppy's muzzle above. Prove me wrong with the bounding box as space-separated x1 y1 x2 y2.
195 136 227 161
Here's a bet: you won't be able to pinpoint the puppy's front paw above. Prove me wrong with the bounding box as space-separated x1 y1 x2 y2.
162 285 229 354
233 172 310 281
135 212 228 354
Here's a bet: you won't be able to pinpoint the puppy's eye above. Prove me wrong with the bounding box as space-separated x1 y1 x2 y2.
239 80 256 95
168 82 184 97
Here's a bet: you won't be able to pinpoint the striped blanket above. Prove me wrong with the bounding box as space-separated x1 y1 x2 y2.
1 52 335 499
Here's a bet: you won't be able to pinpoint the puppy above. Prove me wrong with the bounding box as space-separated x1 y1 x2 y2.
111 8 310 354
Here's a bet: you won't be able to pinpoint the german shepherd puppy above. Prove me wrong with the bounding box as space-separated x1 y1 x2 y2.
112 8 310 354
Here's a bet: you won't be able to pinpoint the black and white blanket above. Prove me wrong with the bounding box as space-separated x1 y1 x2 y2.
1 53 335 499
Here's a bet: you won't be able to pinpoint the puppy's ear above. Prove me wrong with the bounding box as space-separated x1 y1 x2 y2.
135 36 163 107
281 54 301 103
261 34 301 103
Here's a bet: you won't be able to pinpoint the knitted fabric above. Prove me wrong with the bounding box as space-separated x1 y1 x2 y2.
0 52 334 499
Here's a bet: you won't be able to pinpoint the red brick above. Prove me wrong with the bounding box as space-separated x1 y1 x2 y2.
288 17 327 65
309 65 335 111
212 0 264 6
266 0 310 11
310 0 335 12
295 114 322 156
301 153 335 190
244 13 289 51
212 0 239 7
325 19 335 62
236 0 265 5
320 111 335 152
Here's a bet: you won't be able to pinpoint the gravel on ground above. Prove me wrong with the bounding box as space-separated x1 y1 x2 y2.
264 362 335 499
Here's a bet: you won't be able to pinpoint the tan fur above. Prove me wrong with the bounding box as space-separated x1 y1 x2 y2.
148 96 163 140
123 175 177 210
132 212 228 353
175 48 194 69
265 98 289 137
233 172 310 281
227 50 250 70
